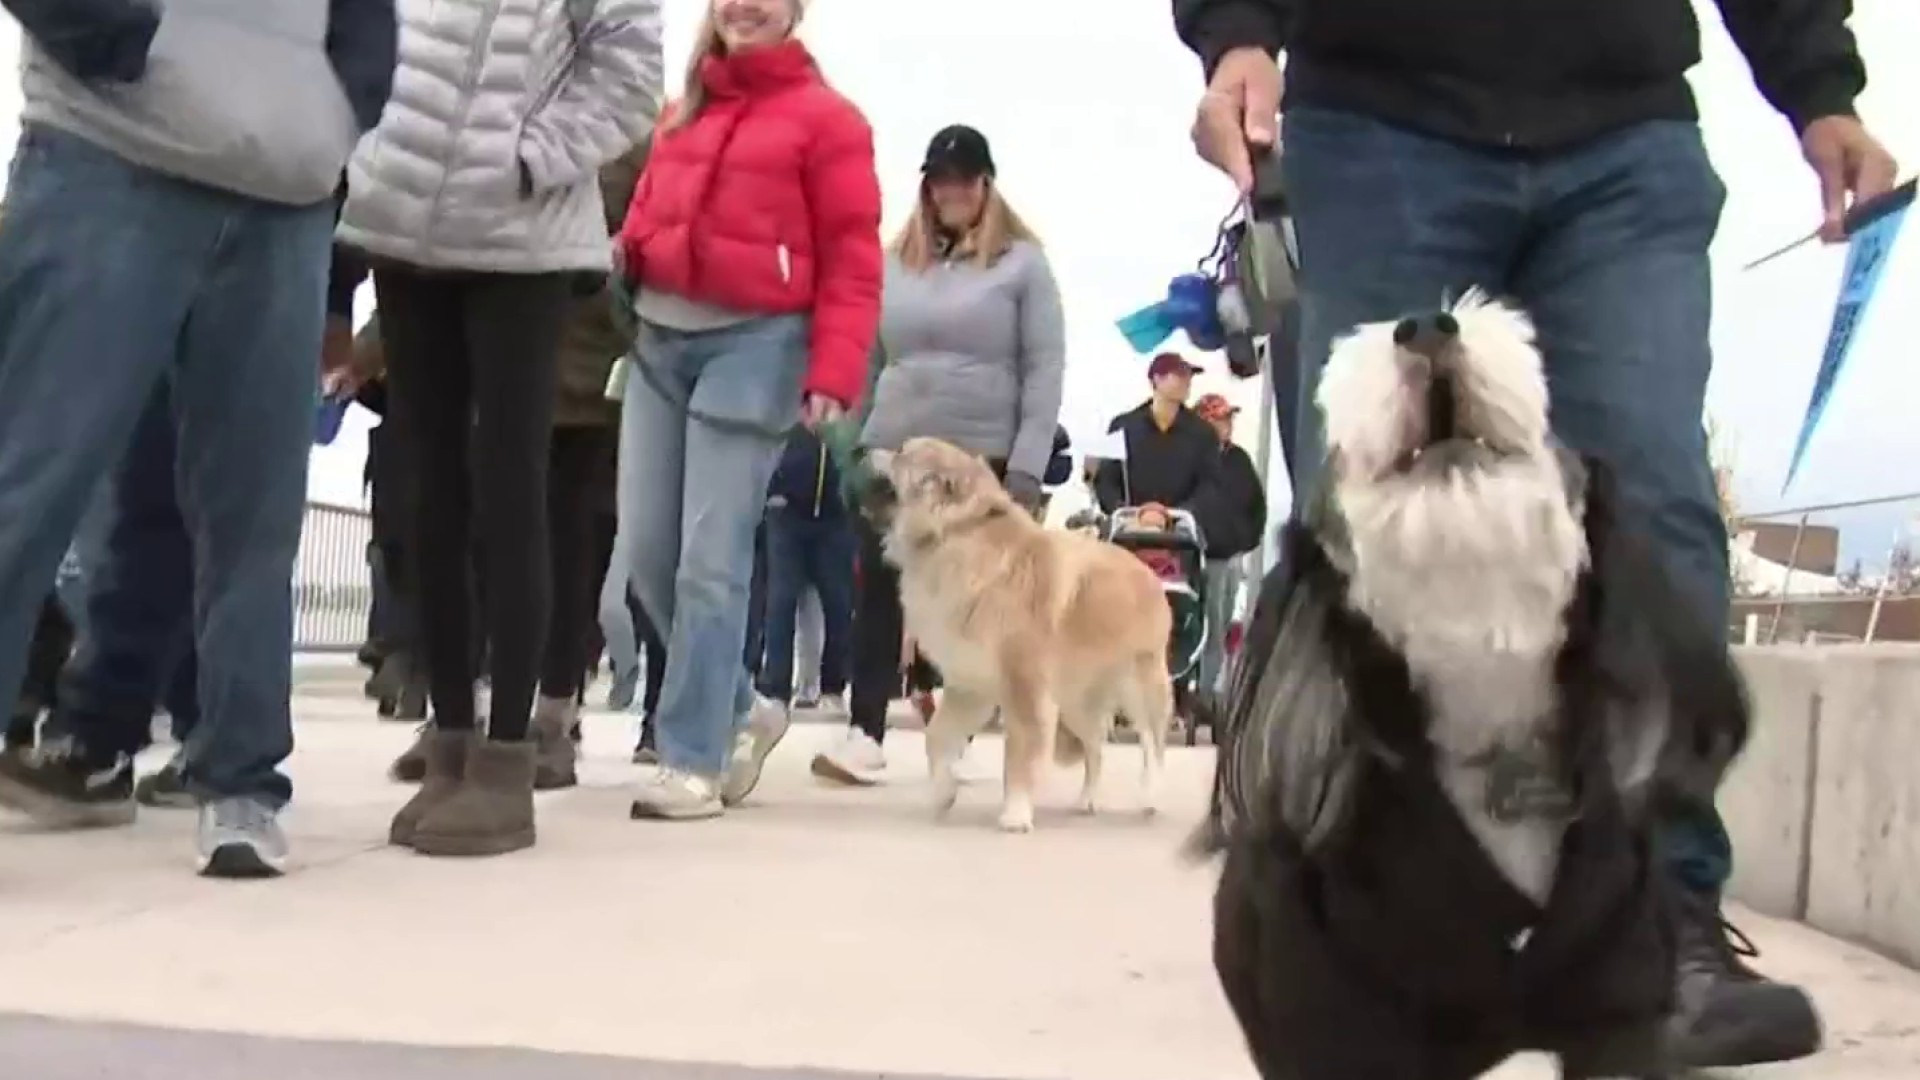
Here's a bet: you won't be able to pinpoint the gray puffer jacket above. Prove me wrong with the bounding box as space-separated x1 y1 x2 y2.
338 0 663 273
861 241 1066 481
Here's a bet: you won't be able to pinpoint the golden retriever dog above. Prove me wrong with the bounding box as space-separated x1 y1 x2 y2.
860 438 1175 832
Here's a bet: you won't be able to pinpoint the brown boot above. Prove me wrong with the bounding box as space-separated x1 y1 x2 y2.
531 696 579 791
388 727 476 847
389 723 435 784
410 738 537 857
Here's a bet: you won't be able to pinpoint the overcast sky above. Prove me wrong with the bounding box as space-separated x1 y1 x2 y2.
0 1 1913 549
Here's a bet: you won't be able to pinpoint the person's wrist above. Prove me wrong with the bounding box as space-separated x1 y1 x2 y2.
1786 80 1862 137
1195 9 1286 81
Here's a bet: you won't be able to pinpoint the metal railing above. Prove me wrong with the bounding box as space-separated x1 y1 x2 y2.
1730 491 1920 646
295 500 373 652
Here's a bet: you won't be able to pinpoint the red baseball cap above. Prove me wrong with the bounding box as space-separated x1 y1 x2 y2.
1148 352 1201 380
1194 393 1240 422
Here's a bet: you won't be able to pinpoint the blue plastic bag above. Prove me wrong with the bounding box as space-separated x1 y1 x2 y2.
314 393 349 447
1114 273 1225 354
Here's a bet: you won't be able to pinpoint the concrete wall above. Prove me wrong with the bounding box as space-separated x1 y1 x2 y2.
1724 645 1920 967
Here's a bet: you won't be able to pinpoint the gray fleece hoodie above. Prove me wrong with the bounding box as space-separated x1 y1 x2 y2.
860 240 1066 481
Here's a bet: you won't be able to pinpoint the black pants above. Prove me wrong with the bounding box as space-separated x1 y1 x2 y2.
744 521 769 677
848 512 940 744
8 593 73 747
635 596 666 717
541 424 617 700
373 266 569 742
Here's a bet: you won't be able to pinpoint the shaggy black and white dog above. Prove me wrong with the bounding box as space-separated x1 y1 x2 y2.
1193 293 1750 1080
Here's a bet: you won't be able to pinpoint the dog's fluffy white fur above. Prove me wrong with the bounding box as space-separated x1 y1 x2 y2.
1310 291 1602 901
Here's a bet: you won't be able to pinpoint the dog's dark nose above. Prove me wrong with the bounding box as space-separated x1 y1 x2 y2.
1393 313 1459 360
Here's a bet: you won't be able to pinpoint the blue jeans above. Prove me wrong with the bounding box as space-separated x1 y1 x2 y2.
51 379 202 755
0 125 331 806
619 316 810 776
1199 557 1244 697
756 511 855 703
1278 109 1732 893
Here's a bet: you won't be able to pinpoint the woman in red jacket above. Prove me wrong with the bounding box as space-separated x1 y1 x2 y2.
616 0 882 821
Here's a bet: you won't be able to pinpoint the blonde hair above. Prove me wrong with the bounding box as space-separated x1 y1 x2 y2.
889 182 1040 273
668 1 805 130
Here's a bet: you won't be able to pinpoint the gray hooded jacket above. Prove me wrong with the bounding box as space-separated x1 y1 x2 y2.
860 240 1066 481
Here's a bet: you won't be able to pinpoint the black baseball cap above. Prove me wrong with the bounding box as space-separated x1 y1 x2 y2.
921 124 995 180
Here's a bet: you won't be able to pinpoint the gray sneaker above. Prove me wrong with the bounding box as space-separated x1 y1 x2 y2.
721 696 791 807
196 797 288 879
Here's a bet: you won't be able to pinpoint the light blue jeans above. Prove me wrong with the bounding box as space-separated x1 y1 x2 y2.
597 556 637 687
619 315 809 776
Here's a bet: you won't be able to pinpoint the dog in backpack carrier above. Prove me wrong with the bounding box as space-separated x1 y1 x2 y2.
1190 291 1750 1079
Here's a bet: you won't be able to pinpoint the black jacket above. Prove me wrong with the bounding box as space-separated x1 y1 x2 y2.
1171 0 1866 149
1190 443 1267 559
1093 403 1221 514
766 426 847 521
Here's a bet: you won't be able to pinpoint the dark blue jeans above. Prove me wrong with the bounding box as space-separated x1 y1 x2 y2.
755 511 856 703
52 379 202 755
1279 109 1732 894
0 125 332 806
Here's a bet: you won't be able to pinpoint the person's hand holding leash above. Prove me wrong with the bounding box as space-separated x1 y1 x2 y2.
1801 116 1899 242
1193 47 1283 194
319 314 371 397
801 392 844 429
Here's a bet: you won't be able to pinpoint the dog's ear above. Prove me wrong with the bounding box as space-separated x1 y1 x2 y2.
1200 523 1366 856
1574 455 1749 801
866 449 896 474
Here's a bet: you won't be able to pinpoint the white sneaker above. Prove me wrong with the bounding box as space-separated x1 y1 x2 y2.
629 767 724 821
720 696 791 807
810 727 886 786
816 691 848 717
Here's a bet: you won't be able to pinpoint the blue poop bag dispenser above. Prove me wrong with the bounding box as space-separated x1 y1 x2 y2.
1114 144 1298 378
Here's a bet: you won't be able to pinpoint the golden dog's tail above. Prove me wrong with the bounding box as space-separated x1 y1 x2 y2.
1053 726 1087 767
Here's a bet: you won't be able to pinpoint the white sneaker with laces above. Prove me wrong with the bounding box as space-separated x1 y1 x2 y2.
816 691 849 717
810 727 886 786
720 696 791 806
629 767 724 821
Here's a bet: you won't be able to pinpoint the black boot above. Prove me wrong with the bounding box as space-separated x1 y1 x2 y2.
1665 889 1822 1069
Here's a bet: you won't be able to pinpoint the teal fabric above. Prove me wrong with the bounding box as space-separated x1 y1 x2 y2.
831 340 888 505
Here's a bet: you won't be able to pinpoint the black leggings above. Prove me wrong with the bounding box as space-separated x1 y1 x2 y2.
848 512 939 744
635 597 666 718
540 424 616 700
374 266 570 742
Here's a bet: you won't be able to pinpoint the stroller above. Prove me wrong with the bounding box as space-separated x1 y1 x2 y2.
1103 506 1210 744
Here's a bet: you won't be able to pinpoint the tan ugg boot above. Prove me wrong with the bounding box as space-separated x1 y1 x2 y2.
388 727 476 847
389 723 435 784
409 739 537 857
531 696 579 791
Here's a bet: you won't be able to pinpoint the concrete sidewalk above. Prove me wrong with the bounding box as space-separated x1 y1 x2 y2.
3 686 1919 1080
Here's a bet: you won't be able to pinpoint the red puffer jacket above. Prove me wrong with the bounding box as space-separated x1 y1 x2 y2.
618 41 883 408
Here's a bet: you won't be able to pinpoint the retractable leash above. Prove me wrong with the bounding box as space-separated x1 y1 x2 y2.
1220 145 1300 377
